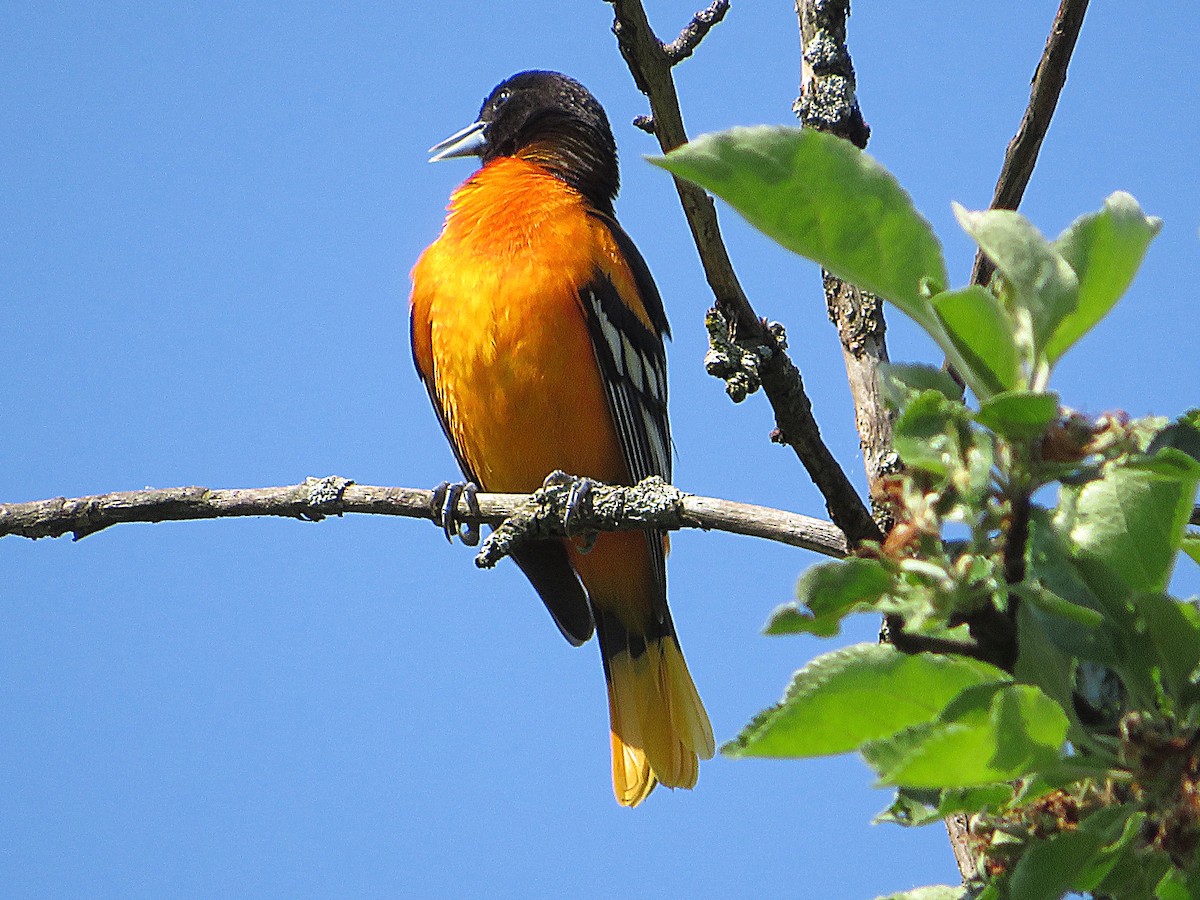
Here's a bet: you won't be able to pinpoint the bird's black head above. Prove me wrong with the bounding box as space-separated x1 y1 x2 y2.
429 70 620 213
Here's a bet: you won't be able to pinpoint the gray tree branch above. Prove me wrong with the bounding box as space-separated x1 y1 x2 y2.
0 477 849 561
795 0 896 520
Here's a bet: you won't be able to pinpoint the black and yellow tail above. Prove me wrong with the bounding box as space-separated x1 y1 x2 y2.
595 608 715 807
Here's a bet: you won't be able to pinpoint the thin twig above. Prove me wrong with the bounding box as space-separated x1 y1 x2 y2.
607 0 881 546
970 0 1090 287
0 477 849 560
663 0 729 64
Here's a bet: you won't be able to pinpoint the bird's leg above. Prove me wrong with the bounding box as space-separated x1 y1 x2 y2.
429 480 481 546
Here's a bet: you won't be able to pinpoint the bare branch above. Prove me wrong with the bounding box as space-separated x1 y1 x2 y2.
794 0 869 149
945 815 980 882
795 1 895 516
607 0 881 546
822 276 897 510
663 0 730 64
608 0 752 327
970 0 1090 287
0 477 849 560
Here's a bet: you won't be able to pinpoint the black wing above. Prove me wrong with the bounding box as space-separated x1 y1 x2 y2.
579 213 672 598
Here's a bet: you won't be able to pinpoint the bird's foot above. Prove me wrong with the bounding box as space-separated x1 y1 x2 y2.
541 470 597 552
430 480 481 547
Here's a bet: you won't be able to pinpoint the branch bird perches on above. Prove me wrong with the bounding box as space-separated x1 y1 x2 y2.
0 476 850 561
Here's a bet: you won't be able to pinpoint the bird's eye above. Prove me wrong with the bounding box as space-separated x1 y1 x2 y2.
495 89 511 106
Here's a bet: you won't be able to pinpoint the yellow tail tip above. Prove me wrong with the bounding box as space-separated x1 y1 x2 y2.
606 636 713 806
611 736 657 807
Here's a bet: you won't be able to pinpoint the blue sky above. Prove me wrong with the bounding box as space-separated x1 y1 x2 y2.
3 2 1197 897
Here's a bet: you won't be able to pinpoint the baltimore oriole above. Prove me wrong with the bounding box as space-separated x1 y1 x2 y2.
409 71 714 806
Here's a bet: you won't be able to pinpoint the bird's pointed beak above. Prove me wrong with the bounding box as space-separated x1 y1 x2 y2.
428 120 488 162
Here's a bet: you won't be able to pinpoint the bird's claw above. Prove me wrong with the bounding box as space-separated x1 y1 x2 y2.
563 477 593 538
541 471 597 550
430 480 481 546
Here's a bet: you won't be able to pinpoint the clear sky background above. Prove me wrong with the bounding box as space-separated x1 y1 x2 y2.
3 2 1197 897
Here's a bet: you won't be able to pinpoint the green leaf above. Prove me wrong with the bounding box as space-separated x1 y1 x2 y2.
1048 191 1162 361
1059 461 1199 594
1027 514 1124 655
893 390 967 477
1128 448 1200 480
1076 809 1146 892
879 363 964 409
1148 419 1200 466
1016 582 1105 629
1014 601 1090 747
929 286 1022 399
1008 761 1115 811
1158 875 1191 900
1183 534 1200 568
1157 861 1200 900
724 644 1008 758
1008 805 1136 900
975 391 1060 441
766 558 893 637
953 204 1079 359
861 682 1069 788
1137 592 1200 705
1029 512 1162 710
874 788 943 827
877 783 1013 827
654 127 948 326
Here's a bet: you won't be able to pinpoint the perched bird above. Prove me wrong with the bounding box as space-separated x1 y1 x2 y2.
409 71 714 806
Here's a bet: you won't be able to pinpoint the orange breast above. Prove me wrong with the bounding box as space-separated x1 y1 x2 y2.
411 157 631 494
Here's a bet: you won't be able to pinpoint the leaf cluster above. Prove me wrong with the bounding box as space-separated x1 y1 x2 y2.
657 129 1200 899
